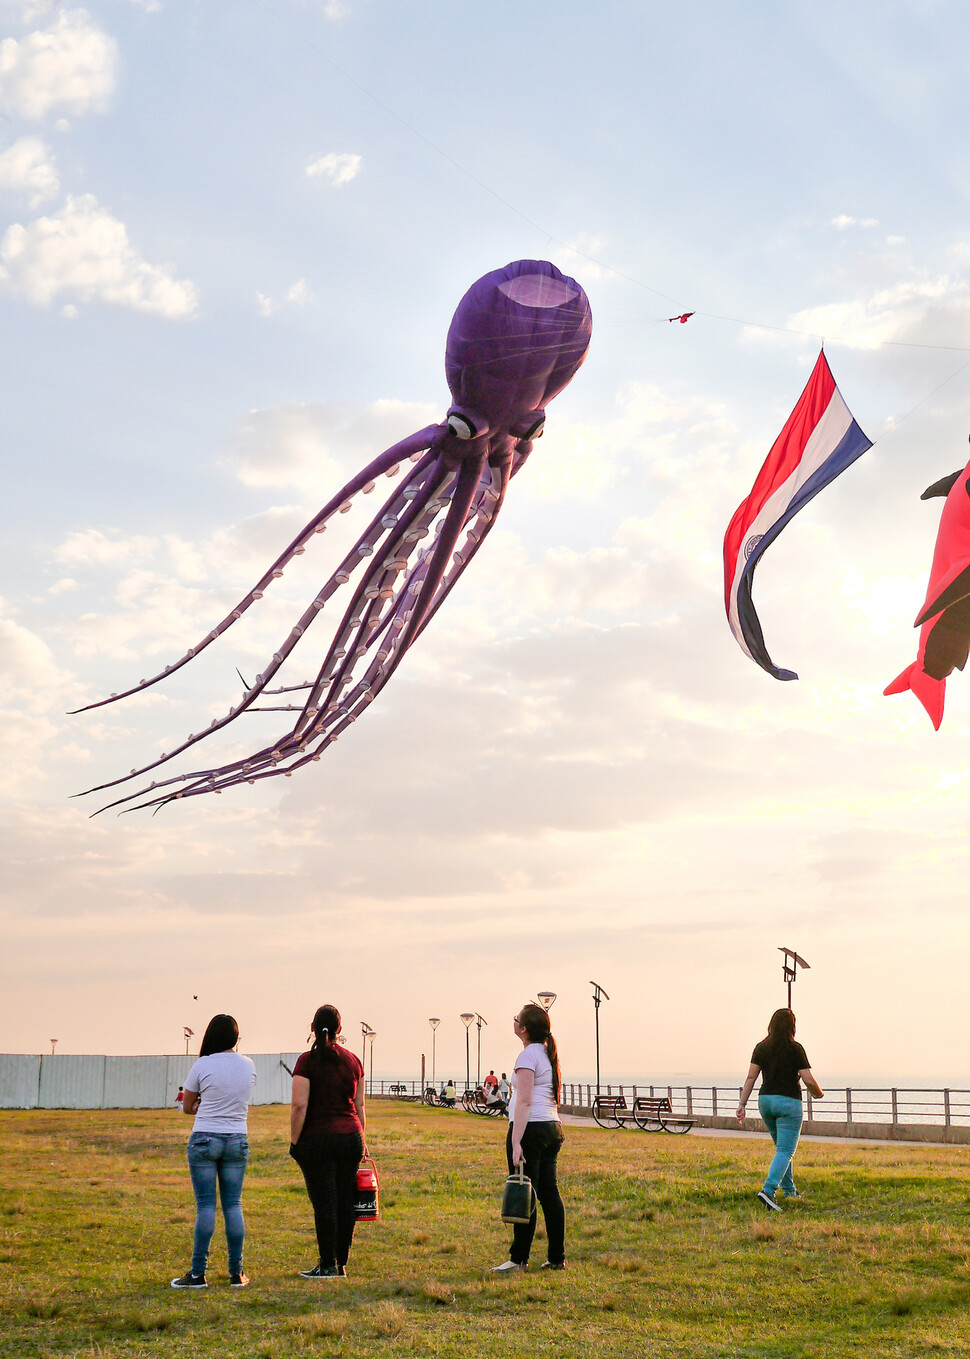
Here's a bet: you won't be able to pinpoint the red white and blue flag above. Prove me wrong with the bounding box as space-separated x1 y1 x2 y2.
723 350 872 680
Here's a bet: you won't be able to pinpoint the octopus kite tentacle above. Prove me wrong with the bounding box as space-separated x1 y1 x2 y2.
74 260 592 812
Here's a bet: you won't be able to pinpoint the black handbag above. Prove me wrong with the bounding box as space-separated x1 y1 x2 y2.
501 1162 535 1224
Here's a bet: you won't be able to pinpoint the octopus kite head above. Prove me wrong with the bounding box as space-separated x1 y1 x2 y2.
443 259 592 446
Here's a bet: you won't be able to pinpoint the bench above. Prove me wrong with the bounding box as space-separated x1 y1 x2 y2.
592 1094 693 1134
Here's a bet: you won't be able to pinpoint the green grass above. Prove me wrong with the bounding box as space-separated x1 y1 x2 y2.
4 1104 970 1357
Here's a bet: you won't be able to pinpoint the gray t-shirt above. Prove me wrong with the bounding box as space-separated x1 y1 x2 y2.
183 1052 257 1132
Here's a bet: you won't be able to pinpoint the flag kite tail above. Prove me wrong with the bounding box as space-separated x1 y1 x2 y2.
723 349 873 680
883 663 945 731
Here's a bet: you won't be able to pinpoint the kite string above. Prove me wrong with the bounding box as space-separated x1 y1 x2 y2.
262 1 970 356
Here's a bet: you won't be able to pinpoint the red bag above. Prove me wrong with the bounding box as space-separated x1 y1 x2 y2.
355 1158 379 1221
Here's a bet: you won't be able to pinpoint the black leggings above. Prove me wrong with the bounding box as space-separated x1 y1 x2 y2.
291 1131 363 1269
506 1121 565 1265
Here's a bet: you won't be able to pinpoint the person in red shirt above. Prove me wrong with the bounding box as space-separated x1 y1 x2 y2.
289 1004 367 1279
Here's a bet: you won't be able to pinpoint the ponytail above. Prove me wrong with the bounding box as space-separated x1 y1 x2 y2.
309 1004 343 1067
518 1003 561 1104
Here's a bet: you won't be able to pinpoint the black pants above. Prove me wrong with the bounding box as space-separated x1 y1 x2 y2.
290 1131 363 1269
506 1121 565 1265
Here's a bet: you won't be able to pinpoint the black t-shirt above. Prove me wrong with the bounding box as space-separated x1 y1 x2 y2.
751 1039 810 1101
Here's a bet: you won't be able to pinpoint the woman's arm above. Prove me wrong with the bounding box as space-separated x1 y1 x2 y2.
354 1079 368 1158
182 1089 200 1116
736 1063 760 1122
290 1074 310 1144
799 1068 824 1099
510 1067 534 1164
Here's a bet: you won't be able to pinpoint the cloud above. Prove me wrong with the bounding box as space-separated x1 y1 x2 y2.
255 278 314 317
787 270 970 350
0 193 199 317
0 135 59 206
223 398 438 496
305 152 362 187
0 8 117 121
831 215 879 230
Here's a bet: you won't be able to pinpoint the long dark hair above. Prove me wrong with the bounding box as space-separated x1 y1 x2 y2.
199 1014 239 1057
518 1004 561 1103
763 1008 797 1054
308 1004 343 1067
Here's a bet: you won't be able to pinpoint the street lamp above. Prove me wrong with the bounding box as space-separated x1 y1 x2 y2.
428 1018 440 1088
537 992 557 1011
183 1026 194 1056
475 1013 487 1086
360 1021 374 1065
590 981 610 1094
364 1028 376 1093
49 1039 57 1056
459 1013 475 1092
778 947 810 1008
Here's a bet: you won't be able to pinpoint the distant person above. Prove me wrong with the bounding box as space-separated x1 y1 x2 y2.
443 1079 456 1107
483 1069 498 1094
736 1008 824 1212
498 1072 510 1102
290 1004 367 1280
485 1083 506 1113
174 1086 184 1110
492 1004 565 1274
171 1014 256 1290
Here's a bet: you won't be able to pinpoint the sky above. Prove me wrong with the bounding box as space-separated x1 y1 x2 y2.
4 0 970 1085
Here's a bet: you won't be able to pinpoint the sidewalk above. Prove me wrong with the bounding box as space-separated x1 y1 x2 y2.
558 1111 943 1149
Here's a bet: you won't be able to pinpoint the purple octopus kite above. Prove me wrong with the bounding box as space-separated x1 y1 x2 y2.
74 260 592 812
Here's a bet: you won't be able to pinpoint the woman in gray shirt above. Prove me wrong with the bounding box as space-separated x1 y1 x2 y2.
171 1014 256 1289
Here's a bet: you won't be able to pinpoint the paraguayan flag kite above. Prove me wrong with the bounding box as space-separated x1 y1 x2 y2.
723 350 873 680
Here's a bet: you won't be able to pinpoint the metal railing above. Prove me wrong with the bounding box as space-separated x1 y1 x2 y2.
372 1079 970 1128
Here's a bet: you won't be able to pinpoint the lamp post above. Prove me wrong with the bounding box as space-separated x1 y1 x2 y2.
537 991 557 1011
459 1013 474 1092
475 1013 487 1086
778 947 810 1008
364 1028 376 1093
590 981 610 1094
428 1018 440 1089
49 1039 57 1056
360 1021 374 1065
183 1026 194 1056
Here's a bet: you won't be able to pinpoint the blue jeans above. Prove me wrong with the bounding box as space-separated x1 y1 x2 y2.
758 1094 802 1196
186 1131 249 1276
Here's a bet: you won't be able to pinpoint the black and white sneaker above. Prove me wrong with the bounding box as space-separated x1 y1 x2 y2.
299 1264 342 1279
490 1260 527 1274
757 1190 783 1213
541 1260 566 1270
170 1271 207 1289
229 1272 249 1287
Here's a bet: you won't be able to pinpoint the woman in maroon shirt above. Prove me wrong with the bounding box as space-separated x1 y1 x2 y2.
289 1004 367 1279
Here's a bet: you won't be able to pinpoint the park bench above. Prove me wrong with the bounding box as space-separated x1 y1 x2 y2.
591 1094 693 1134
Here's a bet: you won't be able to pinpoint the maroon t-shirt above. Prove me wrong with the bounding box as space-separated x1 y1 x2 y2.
293 1045 364 1137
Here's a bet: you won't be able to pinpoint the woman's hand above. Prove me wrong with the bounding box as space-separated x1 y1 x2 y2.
511 1138 524 1165
736 1104 746 1123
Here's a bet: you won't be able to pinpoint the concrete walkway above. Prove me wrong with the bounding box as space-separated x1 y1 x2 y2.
558 1110 944 1149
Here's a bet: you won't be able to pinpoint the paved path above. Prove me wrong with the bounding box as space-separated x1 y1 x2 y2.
558 1111 942 1150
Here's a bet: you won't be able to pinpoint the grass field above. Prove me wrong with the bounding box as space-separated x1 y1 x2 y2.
3 1102 970 1357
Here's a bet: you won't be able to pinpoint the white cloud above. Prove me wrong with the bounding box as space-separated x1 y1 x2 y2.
551 233 612 285
0 135 58 206
256 291 276 317
305 152 361 187
788 272 968 350
0 193 199 317
0 8 117 121
286 278 313 307
832 215 879 230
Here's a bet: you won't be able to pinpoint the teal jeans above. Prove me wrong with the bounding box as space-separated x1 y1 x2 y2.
758 1094 802 1196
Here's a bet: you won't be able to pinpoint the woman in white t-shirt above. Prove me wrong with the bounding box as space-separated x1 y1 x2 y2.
492 1004 565 1274
171 1014 257 1290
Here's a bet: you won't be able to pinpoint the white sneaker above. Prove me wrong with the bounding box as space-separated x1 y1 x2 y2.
757 1190 783 1213
490 1260 527 1273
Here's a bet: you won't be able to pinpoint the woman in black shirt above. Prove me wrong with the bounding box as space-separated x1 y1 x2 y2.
735 1009 823 1212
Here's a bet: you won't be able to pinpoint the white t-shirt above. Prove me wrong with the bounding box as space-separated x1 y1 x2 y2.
183 1052 257 1133
507 1042 558 1122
